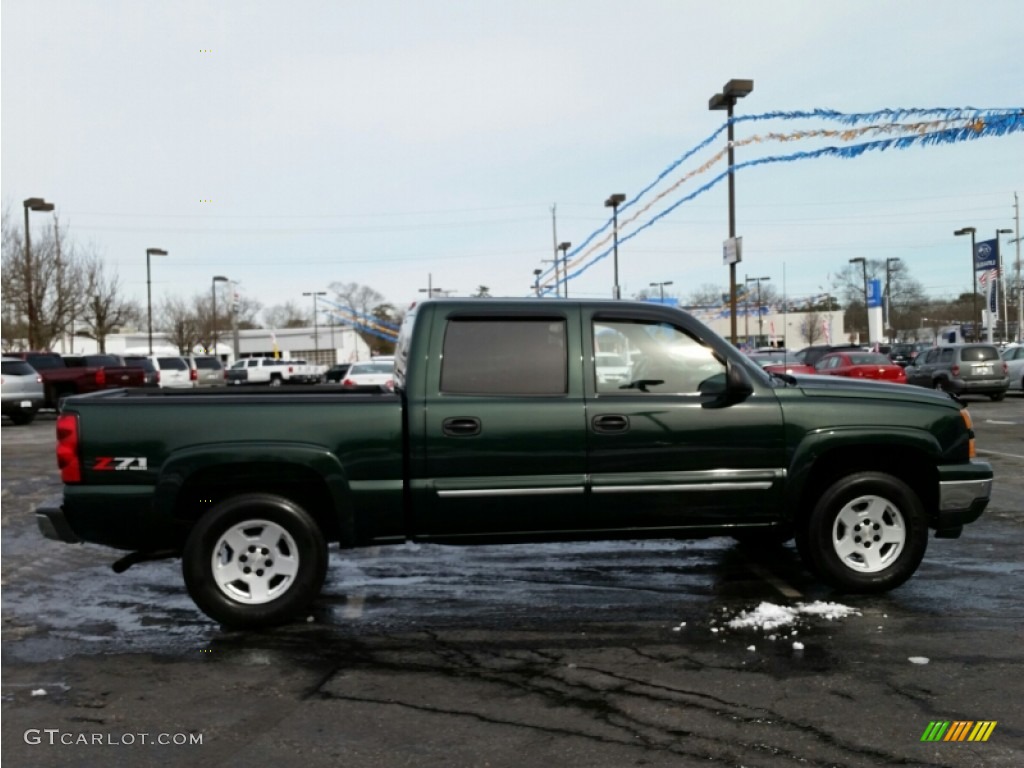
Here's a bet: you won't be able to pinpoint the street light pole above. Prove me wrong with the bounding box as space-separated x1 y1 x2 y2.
558 242 571 298
954 227 977 341
23 197 55 350
604 194 626 299
533 269 543 297
745 276 770 345
849 258 868 343
709 78 754 345
649 280 673 302
885 257 900 342
212 276 229 355
303 291 327 360
146 248 168 354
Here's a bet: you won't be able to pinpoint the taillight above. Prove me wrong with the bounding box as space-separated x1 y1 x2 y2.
385 379 395 391
961 408 976 459
342 378 354 388
56 413 81 483
95 368 106 387
190 368 198 381
1003 362 1009 375
155 371 161 384
951 364 960 376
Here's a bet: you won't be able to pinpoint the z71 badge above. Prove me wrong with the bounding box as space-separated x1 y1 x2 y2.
93 457 148 471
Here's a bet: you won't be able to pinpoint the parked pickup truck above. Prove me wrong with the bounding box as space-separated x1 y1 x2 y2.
15 352 147 409
225 357 317 386
36 299 993 628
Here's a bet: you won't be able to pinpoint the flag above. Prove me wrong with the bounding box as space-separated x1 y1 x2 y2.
822 317 831 344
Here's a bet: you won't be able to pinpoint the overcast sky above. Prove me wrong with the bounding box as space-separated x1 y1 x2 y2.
3 0 1022 320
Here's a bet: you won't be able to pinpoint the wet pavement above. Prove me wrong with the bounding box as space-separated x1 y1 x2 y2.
3 399 1023 766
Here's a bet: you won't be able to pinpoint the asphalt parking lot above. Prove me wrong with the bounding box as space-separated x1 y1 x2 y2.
2 397 1022 767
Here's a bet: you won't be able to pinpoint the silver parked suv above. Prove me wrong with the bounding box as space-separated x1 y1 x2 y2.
905 343 1009 400
188 355 226 387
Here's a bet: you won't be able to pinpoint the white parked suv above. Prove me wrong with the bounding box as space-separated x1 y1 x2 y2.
148 355 195 389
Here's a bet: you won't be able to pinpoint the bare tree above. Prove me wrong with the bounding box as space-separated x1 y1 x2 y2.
800 310 824 345
157 296 204 354
263 301 308 329
1 209 84 349
76 254 140 352
329 282 385 319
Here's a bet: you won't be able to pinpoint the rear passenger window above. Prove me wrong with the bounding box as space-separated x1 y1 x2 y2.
441 318 567 395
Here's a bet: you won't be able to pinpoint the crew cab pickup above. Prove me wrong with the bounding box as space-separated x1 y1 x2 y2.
36 299 993 628
16 352 146 408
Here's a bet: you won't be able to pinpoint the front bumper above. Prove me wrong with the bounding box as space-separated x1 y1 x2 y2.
36 496 81 543
936 460 993 528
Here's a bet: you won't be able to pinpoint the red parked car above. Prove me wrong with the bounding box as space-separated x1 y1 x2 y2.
747 352 816 375
814 351 907 383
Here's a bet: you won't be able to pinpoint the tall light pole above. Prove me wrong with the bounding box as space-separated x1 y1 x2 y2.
954 227 977 341
146 248 168 354
649 280 673 302
885 257 900 342
23 197 55 350
849 257 868 343
303 291 326 359
212 275 229 355
604 193 626 299
745 276 770 345
709 78 754 345
996 228 1013 341
532 269 543 297
558 242 571 298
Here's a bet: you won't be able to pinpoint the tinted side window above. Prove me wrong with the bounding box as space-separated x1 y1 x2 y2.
157 357 189 371
194 357 221 370
441 318 567 395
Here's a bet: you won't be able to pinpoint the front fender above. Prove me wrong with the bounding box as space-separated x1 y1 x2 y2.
784 426 943 513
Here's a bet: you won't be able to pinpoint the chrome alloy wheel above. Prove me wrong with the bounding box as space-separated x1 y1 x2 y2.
211 519 300 603
831 495 907 573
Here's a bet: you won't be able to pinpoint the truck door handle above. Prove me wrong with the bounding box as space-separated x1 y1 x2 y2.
592 414 629 433
442 417 482 437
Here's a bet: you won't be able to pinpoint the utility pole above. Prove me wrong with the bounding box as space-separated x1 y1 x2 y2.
1011 191 1019 342
550 204 561 298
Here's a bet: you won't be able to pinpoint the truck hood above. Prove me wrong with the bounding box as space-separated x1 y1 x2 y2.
790 373 956 407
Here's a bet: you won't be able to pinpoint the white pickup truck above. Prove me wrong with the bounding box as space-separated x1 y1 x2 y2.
225 358 320 386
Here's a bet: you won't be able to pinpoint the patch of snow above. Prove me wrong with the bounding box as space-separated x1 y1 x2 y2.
31 689 47 696
792 641 805 650
908 656 930 665
725 600 861 632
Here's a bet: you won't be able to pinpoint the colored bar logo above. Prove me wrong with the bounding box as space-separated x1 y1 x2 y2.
921 721 997 742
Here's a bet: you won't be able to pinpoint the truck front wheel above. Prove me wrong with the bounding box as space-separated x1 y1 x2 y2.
803 472 927 592
182 494 328 628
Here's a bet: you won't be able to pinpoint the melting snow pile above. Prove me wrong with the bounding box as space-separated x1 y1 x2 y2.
727 601 860 631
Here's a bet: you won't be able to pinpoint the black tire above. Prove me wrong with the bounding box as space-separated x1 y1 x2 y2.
990 392 1005 402
269 376 282 388
182 493 328 628
802 472 928 592
8 409 37 426
932 379 945 391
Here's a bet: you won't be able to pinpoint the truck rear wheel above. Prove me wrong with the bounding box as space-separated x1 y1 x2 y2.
183 493 328 628
803 472 927 592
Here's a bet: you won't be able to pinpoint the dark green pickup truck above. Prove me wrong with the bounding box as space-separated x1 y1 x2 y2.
37 299 993 627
